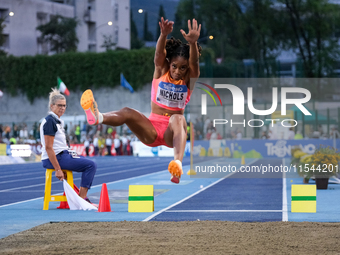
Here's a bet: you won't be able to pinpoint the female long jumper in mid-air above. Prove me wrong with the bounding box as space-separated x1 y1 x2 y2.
80 17 202 183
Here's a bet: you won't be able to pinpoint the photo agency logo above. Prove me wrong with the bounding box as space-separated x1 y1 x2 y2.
198 82 312 128
197 82 223 112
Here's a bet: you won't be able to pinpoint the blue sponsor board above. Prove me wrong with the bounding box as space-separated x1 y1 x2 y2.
189 139 340 158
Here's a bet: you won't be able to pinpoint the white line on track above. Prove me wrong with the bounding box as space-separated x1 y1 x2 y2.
166 210 283 213
0 197 43 208
143 159 259 222
282 158 288 222
0 176 44 185
0 169 169 208
0 162 171 189
0 160 168 179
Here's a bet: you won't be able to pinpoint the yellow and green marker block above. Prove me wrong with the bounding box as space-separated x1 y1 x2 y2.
291 185 316 213
128 185 154 212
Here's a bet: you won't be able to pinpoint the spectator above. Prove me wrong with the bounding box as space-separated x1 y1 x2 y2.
86 124 93 136
69 124 75 142
318 125 324 137
186 123 191 141
13 125 19 138
194 118 203 134
27 135 36 144
5 126 10 139
98 135 105 156
204 117 211 136
97 123 103 134
114 134 121 156
211 129 218 140
125 134 132 155
121 134 129 155
268 130 277 140
19 124 28 139
122 124 128 135
261 131 267 139
40 88 96 204
330 127 340 139
111 127 117 139
84 136 90 156
206 129 212 140
93 134 99 156
71 135 78 144
195 130 203 140
81 121 87 136
312 129 321 139
236 130 242 140
288 127 295 140
105 134 112 156
80 133 87 144
34 122 40 141
129 134 137 155
75 125 81 143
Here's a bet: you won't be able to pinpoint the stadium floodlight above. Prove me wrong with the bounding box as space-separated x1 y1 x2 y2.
137 9 158 18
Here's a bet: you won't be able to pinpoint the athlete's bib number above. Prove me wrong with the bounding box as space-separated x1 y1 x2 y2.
156 81 187 109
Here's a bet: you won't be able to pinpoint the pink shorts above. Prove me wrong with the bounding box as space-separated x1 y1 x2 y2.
146 113 172 148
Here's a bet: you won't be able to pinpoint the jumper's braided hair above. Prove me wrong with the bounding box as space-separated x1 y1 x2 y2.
165 37 202 61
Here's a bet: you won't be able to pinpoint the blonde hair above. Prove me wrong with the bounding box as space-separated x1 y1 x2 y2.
48 88 66 111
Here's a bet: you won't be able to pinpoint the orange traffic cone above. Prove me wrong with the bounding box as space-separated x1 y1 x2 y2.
57 184 80 209
98 183 112 212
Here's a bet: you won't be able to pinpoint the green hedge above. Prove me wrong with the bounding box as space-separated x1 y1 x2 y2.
0 49 155 102
0 47 218 102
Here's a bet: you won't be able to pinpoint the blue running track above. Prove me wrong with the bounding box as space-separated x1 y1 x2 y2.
1 156 340 239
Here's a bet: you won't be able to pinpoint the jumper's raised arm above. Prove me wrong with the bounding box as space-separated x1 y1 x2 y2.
180 19 201 79
154 17 174 79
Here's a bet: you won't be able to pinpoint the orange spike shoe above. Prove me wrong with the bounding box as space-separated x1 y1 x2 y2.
80 89 99 125
168 160 183 184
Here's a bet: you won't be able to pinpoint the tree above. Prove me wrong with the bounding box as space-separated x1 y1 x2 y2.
143 12 154 41
197 0 246 60
173 0 340 81
101 34 116 51
172 0 196 40
37 15 79 54
241 0 284 76
279 0 340 78
0 18 7 56
155 5 167 39
130 10 144 49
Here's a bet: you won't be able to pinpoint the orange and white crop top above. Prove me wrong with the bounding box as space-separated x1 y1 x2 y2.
151 71 192 111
